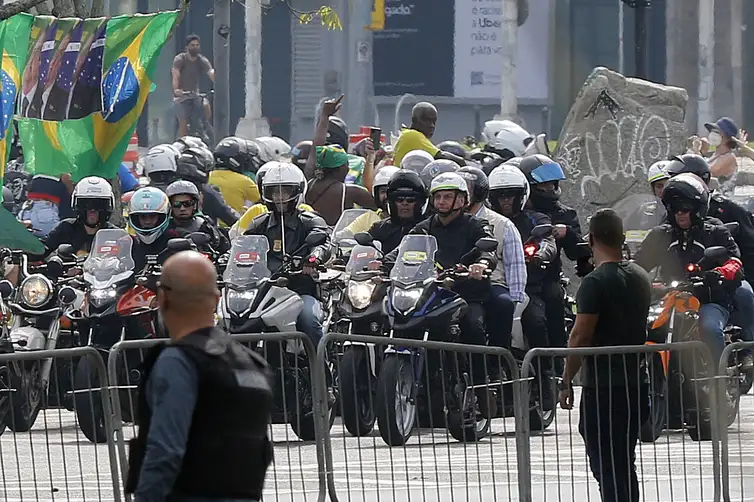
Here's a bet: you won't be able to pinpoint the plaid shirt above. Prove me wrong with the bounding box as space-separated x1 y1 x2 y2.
476 205 527 303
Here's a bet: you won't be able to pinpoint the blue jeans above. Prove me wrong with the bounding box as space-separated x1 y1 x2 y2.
486 285 515 349
297 294 323 346
17 200 59 238
699 303 728 361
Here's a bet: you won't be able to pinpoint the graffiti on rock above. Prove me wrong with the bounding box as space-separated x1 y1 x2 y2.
584 89 622 120
557 114 672 198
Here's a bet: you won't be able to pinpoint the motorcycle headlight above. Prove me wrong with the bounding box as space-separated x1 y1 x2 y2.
391 287 422 314
20 275 52 308
90 287 117 307
347 280 376 310
227 289 258 314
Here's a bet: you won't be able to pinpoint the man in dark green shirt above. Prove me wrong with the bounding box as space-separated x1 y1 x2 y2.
558 208 651 502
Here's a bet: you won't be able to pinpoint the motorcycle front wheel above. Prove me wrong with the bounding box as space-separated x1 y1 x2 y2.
73 354 108 444
640 354 667 443
339 347 376 437
8 360 42 432
376 356 416 446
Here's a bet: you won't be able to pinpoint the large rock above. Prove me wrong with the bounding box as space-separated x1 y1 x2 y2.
554 67 689 222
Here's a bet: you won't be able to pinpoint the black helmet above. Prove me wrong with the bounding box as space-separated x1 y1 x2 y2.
172 135 208 153
470 150 504 175
665 154 711 184
213 136 259 173
176 147 212 185
437 140 469 160
327 116 349 150
518 154 565 211
386 169 427 222
457 166 489 205
661 172 710 226
290 140 313 170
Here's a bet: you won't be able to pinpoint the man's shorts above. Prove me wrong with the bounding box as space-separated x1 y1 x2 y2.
173 97 207 122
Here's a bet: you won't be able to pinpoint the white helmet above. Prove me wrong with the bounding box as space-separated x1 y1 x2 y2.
647 160 671 184
523 133 551 157
400 149 435 173
254 136 292 164
429 172 469 197
488 165 531 211
72 176 115 224
165 180 200 200
261 161 306 211
144 144 179 177
373 165 400 207
487 120 533 158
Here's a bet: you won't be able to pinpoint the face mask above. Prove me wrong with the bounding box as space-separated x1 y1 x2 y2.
188 48 199 56
708 131 723 147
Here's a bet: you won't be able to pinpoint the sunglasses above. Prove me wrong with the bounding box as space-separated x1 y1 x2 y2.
171 200 196 209
394 196 416 203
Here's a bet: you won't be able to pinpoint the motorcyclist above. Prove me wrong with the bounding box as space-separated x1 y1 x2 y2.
419 159 459 191
482 120 532 162
382 172 497 403
470 150 505 176
625 160 671 231
634 173 744 361
176 146 240 227
243 162 332 346
144 143 181 191
128 186 176 272
341 165 400 237
487 164 558 405
366 169 428 254
518 154 592 353
166 180 229 254
459 166 527 351
437 140 470 161
399 149 435 174
209 136 261 214
41 176 117 258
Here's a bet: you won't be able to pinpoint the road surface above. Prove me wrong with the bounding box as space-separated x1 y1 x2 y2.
1 389 753 502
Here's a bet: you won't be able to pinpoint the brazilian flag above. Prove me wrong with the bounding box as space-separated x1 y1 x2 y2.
15 11 180 182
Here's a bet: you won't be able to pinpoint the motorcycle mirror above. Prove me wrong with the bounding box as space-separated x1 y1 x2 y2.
531 224 554 239
58 286 77 305
136 276 149 287
57 244 75 259
304 232 327 247
703 246 729 263
724 221 740 238
46 257 64 278
354 232 374 247
474 237 498 253
188 232 209 247
167 238 192 252
0 280 14 299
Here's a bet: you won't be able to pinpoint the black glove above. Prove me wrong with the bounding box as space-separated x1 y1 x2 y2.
576 257 594 277
702 270 724 288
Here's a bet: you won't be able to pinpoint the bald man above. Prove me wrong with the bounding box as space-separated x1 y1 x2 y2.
393 102 466 166
126 251 274 502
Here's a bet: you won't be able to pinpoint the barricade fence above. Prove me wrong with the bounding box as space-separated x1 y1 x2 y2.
2 335 753 502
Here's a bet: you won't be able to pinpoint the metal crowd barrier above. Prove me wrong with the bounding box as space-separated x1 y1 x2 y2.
521 342 723 502
717 340 754 502
108 331 329 502
0 347 122 502
317 332 527 502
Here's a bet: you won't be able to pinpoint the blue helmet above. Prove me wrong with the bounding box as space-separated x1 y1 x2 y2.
127 187 171 244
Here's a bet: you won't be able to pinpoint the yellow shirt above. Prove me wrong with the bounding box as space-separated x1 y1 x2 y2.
393 129 440 166
342 210 382 237
208 170 260 215
230 202 315 240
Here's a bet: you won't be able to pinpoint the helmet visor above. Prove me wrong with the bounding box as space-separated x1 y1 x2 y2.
529 162 565 184
262 184 300 208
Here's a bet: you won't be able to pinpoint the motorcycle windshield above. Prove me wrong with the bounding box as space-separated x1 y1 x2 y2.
223 235 271 287
612 193 664 243
332 208 379 243
83 229 135 289
390 235 438 286
346 244 380 276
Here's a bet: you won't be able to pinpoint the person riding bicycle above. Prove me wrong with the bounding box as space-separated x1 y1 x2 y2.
518 154 592 353
172 34 214 138
243 162 332 346
41 176 117 258
366 169 428 254
381 172 497 408
459 166 526 351
128 186 176 272
210 136 261 214
487 164 558 406
341 165 400 237
166 180 229 254
634 173 743 361
176 146 240 227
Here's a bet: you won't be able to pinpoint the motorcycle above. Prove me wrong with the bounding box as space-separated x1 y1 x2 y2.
375 234 498 445
332 233 386 436
217 233 335 441
0 248 81 431
639 245 741 442
73 228 169 443
331 208 381 262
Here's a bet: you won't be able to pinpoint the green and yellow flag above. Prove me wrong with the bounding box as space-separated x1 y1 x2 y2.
13 11 180 181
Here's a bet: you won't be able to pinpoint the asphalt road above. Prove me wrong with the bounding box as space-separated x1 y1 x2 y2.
1 390 754 502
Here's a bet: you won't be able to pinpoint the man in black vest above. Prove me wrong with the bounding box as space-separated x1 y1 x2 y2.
126 251 274 501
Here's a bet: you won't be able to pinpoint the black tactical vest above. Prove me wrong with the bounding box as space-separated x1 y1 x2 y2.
125 327 274 499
